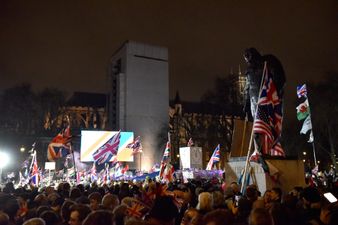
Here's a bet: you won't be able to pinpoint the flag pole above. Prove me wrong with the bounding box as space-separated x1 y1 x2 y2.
241 61 268 194
305 92 318 167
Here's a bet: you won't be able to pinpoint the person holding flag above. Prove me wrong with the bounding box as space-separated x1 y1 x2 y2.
159 136 174 182
206 144 220 170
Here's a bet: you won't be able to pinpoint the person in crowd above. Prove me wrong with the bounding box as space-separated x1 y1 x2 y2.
102 193 120 211
68 204 91 225
82 210 114 225
196 192 213 215
39 210 59 225
248 208 273 225
146 196 179 225
23 218 46 225
270 187 282 204
88 192 102 211
203 209 234 225
0 212 9 225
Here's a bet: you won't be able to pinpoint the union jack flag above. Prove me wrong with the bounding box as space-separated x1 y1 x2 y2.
90 162 97 182
126 136 143 154
187 138 194 147
206 144 220 170
253 62 285 156
47 126 72 161
159 141 171 179
126 202 144 218
31 152 39 186
297 84 307 98
92 131 121 165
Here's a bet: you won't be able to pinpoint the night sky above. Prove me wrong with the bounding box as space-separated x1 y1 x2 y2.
1 0 337 111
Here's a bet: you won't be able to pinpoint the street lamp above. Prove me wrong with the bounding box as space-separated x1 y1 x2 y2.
0 151 10 184
20 146 25 152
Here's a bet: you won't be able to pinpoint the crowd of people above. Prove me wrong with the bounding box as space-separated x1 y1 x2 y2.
0 176 337 225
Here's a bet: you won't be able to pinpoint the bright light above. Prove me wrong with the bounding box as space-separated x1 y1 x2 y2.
176 154 180 158
302 159 306 163
303 151 306 156
0 152 10 168
317 160 320 164
20 147 25 152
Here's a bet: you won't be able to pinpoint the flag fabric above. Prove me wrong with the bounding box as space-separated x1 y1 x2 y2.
162 163 175 183
300 115 312 134
308 130 314 143
92 131 121 165
90 163 97 182
206 144 220 170
47 126 72 161
296 100 310 121
187 138 194 147
159 141 171 179
126 136 143 154
253 63 285 157
31 152 39 186
126 202 145 218
297 84 307 98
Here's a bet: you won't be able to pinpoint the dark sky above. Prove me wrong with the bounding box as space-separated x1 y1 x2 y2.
1 0 337 109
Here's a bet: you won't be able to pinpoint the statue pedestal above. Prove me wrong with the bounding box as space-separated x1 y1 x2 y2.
224 157 306 194
179 147 203 169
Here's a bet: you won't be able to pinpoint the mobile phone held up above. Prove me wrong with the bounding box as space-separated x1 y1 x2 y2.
324 192 337 203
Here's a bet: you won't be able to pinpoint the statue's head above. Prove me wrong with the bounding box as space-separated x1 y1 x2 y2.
244 48 262 65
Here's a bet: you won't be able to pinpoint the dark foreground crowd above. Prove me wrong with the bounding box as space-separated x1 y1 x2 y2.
0 178 337 225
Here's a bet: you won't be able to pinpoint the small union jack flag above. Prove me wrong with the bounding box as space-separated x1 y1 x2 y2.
297 84 307 98
206 144 220 170
126 202 144 218
126 136 143 154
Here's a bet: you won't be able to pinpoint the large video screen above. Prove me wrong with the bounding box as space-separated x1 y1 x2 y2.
80 130 134 162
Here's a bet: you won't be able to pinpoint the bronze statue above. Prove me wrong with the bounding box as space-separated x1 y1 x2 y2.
243 48 286 118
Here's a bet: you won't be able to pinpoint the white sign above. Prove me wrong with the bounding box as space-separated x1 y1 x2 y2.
45 162 56 170
179 147 203 169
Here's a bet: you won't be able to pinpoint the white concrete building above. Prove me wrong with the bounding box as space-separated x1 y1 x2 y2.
108 41 169 170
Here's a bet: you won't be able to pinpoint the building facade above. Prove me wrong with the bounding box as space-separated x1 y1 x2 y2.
108 41 169 170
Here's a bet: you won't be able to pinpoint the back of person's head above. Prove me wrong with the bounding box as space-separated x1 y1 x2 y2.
0 194 20 221
23 218 46 225
0 212 9 225
36 206 50 217
249 208 273 225
69 187 82 200
147 196 178 224
39 210 59 225
181 208 200 225
60 200 75 223
301 187 321 204
246 187 258 201
82 210 114 225
212 191 225 209
102 193 120 211
196 192 213 212
70 203 91 223
203 209 234 225
75 196 90 204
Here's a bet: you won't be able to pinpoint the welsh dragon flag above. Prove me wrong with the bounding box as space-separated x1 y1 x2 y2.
296 99 310 121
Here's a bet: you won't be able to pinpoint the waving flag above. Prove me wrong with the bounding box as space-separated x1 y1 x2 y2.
300 115 312 134
126 202 145 218
47 126 72 161
187 138 194 147
90 163 97 182
296 99 310 121
31 152 39 186
159 141 171 179
126 136 143 154
252 63 285 157
206 144 220 170
297 84 307 98
92 131 121 165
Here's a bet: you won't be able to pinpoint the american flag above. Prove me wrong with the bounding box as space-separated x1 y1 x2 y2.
92 131 121 165
187 138 194 147
297 84 307 98
253 63 285 156
126 136 143 154
31 152 39 186
206 144 220 170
